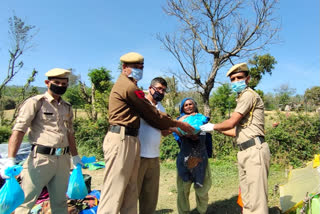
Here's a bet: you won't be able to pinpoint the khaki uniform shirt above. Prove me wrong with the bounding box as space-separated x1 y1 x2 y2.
13 92 73 148
108 74 177 130
234 87 264 144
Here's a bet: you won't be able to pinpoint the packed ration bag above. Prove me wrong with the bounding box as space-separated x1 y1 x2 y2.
67 164 88 199
0 165 25 214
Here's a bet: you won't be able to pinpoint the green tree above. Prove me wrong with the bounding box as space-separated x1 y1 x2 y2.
304 86 320 108
63 69 84 119
210 84 236 118
79 67 113 121
248 54 277 89
64 85 85 109
274 84 296 109
263 92 276 111
158 0 280 116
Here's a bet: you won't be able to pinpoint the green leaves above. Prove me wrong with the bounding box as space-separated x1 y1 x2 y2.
266 112 320 167
88 67 112 93
210 83 236 118
160 135 180 160
248 54 277 89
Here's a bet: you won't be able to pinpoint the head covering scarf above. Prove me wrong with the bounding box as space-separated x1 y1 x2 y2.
178 97 199 117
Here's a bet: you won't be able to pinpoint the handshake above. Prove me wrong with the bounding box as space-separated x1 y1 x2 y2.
200 123 215 132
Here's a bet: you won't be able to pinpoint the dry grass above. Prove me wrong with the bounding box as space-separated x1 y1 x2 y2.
83 159 286 214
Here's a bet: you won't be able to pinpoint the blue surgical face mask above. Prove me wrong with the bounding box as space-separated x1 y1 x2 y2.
128 68 143 81
231 80 247 93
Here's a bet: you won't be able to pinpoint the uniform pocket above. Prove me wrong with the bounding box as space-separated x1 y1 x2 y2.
33 153 50 168
41 113 56 128
103 133 120 160
249 147 261 166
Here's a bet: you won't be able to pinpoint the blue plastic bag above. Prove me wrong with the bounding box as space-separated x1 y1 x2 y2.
0 165 25 214
178 113 209 135
67 164 88 199
81 156 96 165
80 206 98 214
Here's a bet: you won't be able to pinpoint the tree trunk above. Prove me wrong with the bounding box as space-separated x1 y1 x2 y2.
91 84 97 121
202 93 211 117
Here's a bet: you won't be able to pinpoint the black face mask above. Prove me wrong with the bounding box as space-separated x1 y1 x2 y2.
151 90 164 102
50 83 67 95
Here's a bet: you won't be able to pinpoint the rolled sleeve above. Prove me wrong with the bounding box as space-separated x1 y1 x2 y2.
12 98 38 133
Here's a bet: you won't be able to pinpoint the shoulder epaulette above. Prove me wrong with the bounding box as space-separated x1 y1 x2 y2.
30 94 45 102
64 101 72 106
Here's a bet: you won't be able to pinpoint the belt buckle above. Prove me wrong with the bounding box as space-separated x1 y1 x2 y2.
55 148 62 156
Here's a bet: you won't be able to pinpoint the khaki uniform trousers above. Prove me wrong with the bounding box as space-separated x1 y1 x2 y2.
15 151 71 214
237 142 270 214
137 157 160 214
97 129 140 214
177 163 212 214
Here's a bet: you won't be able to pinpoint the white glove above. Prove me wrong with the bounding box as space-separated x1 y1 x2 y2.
200 123 215 132
72 155 83 167
0 157 16 179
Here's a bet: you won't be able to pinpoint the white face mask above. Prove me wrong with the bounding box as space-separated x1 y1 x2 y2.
128 68 143 81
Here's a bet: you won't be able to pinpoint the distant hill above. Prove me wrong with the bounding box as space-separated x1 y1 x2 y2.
4 85 47 94
2 85 47 110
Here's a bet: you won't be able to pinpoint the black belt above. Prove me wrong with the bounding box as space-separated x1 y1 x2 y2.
238 136 265 151
108 125 139 137
31 145 70 156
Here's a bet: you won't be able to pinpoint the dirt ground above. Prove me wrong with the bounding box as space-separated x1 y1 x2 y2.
82 162 283 214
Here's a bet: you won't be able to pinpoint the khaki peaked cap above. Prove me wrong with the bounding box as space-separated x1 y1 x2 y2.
226 63 249 77
45 68 70 78
120 52 144 64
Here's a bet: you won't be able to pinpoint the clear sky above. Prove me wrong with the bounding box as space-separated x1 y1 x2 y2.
0 0 319 95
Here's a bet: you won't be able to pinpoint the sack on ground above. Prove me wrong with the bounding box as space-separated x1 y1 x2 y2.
67 164 88 199
0 165 25 214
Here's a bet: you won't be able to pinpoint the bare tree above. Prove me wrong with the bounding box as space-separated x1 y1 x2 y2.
158 0 280 116
0 15 37 125
0 16 37 97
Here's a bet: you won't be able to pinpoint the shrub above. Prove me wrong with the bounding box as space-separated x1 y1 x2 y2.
74 118 109 160
266 112 320 167
0 126 12 143
3 97 16 110
212 132 237 161
160 135 180 160
210 110 238 160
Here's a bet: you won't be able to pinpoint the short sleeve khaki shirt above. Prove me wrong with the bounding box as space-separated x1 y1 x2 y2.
13 92 73 147
234 88 265 144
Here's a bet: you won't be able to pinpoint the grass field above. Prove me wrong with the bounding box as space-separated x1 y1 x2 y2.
84 159 287 214
4 109 312 213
